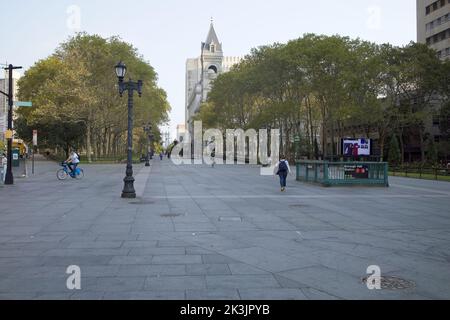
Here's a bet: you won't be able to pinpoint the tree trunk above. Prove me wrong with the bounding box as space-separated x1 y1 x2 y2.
419 128 425 163
330 120 336 159
86 124 92 163
399 131 405 164
379 131 385 162
307 96 315 159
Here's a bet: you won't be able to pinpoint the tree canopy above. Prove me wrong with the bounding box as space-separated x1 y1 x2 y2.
16 33 170 161
196 34 449 163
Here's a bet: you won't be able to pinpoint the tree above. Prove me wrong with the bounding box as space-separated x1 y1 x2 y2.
388 135 401 165
16 33 170 161
196 34 449 164
394 43 444 163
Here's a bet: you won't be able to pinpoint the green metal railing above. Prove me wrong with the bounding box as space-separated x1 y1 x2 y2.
296 160 389 187
391 165 450 181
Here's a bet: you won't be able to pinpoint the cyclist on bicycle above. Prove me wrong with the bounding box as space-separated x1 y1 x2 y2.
65 150 80 176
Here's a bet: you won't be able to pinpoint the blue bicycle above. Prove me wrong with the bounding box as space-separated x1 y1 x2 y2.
57 162 84 180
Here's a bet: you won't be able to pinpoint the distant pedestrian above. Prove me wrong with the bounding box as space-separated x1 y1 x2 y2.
160 152 164 160
274 155 291 192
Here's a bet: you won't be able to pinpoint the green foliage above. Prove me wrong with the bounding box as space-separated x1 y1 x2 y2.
16 33 170 161
426 139 439 165
196 34 448 162
388 136 401 165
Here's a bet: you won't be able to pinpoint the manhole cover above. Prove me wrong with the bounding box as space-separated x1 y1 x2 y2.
362 276 415 290
160 213 184 218
218 217 242 222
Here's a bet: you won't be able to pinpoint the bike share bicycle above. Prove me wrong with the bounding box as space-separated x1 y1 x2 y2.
57 162 84 180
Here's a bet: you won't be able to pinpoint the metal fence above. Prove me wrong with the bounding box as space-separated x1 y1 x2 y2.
391 165 450 180
296 160 389 187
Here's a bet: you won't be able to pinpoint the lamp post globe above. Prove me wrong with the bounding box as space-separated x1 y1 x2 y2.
115 61 127 80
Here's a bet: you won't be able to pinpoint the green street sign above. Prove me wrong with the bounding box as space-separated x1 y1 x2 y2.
14 101 33 107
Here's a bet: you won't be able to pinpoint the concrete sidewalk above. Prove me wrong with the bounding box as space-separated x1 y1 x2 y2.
0 158 450 300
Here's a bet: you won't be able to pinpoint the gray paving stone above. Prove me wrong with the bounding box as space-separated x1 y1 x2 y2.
151 255 202 265
0 293 38 299
185 247 216 255
70 291 106 300
186 264 231 275
42 248 130 257
1 160 450 299
109 256 153 265
145 276 206 290
104 290 185 300
39 255 113 266
205 275 280 289
33 292 74 300
128 247 185 256
66 241 124 249
121 240 158 248
157 240 192 247
238 288 308 300
92 277 146 292
186 289 240 300
220 247 315 273
116 265 186 277
202 254 239 264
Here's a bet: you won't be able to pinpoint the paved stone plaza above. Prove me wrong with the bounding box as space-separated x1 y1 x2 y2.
0 158 449 300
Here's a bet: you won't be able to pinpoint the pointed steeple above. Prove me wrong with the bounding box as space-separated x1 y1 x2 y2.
204 19 222 52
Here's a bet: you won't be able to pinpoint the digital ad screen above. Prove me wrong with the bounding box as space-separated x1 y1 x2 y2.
342 138 371 156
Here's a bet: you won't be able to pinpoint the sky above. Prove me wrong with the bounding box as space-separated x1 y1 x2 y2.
0 0 417 138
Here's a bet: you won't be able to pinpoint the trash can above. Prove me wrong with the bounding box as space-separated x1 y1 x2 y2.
12 148 20 167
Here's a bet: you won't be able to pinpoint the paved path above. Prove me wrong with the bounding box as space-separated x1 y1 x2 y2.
0 158 450 300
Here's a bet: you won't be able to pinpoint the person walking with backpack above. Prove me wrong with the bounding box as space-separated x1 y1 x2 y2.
274 155 291 192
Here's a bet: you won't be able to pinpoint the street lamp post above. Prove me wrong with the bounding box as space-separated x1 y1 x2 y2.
149 132 154 160
0 64 22 185
115 61 143 199
143 123 151 167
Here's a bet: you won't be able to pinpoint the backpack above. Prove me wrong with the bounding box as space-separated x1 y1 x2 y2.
278 160 288 173
75 152 80 161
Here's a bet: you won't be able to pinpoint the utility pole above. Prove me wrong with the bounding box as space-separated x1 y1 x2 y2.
0 64 22 185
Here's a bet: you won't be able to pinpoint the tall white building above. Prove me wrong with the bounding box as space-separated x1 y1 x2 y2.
417 0 450 59
0 69 21 140
185 22 242 137
176 124 186 142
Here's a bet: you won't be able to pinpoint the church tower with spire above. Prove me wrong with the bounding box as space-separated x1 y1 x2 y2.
200 20 224 101
185 20 242 137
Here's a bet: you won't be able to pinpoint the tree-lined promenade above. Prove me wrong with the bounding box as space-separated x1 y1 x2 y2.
15 33 170 162
196 34 450 164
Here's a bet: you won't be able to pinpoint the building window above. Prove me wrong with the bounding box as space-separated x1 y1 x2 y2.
433 115 440 126
427 0 450 15
426 28 450 45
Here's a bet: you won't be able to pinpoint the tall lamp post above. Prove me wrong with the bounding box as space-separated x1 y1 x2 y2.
149 132 154 160
115 61 143 199
0 64 22 185
143 123 151 167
